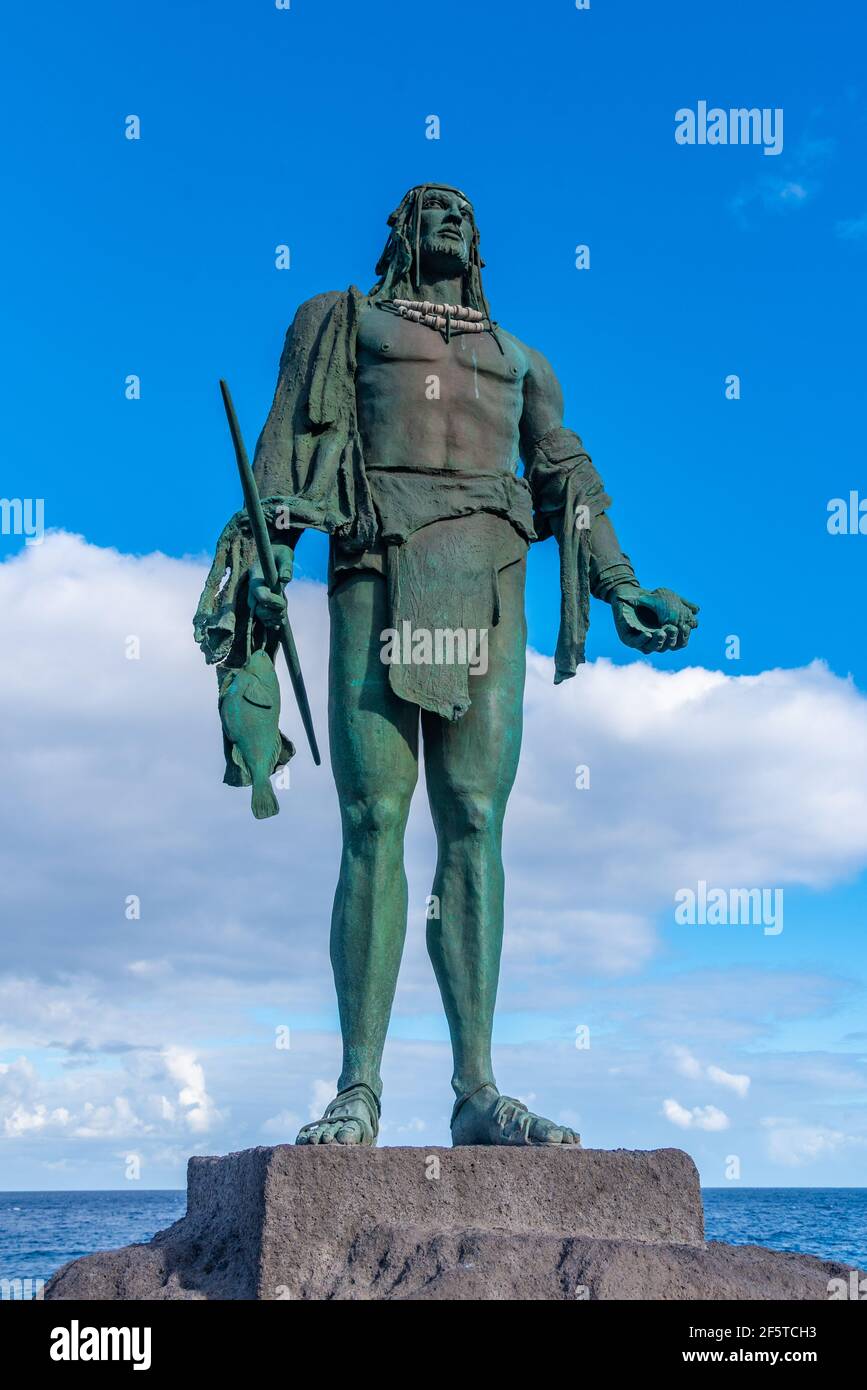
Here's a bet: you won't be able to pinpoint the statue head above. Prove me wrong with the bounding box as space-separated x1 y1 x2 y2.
370 183 491 315
415 185 474 277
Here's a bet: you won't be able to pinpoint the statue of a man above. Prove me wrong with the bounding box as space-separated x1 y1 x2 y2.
194 184 698 1147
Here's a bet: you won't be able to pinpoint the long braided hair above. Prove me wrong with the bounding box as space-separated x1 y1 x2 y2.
368 183 493 323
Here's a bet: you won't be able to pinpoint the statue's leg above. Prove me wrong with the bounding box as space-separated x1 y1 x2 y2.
297 570 419 1146
422 557 579 1147
421 557 525 1100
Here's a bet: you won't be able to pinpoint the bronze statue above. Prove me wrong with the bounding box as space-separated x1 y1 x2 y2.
194 183 698 1147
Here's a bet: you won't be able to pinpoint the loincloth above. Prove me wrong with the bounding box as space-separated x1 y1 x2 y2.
330 467 534 721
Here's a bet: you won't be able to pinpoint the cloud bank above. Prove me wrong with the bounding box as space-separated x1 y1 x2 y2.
1 533 866 1185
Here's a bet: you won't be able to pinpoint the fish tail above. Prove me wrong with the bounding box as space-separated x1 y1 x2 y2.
251 779 279 820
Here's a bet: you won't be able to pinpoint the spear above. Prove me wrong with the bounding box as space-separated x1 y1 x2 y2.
219 379 321 767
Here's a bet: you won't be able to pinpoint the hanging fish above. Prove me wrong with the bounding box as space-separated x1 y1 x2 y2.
219 649 294 819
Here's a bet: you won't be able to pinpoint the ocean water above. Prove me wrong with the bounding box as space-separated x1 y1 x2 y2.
702 1189 867 1269
0 1187 864 1295
0 1190 186 1293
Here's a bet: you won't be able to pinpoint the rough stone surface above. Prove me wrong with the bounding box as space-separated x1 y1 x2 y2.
324 1229 862 1302
44 1145 863 1301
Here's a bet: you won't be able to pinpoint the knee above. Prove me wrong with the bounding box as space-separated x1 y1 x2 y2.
442 790 501 840
342 793 411 839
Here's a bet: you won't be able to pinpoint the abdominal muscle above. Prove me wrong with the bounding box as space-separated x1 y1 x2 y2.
355 330 524 475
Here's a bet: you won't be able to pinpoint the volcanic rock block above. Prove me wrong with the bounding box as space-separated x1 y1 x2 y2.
44 1145 862 1301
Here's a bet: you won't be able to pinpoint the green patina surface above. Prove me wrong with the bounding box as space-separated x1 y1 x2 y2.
194 184 698 1147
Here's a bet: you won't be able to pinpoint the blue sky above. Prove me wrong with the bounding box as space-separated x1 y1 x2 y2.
1 0 867 1194
3 0 866 676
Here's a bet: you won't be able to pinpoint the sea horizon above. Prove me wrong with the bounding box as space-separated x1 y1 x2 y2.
2 1186 865 1293
3 1184 866 1193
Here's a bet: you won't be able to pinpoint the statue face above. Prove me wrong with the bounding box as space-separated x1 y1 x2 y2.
418 187 474 276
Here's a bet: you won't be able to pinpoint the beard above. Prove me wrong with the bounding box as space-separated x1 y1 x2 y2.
419 233 470 274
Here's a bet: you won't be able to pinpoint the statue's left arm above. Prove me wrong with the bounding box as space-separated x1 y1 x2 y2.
517 343 698 680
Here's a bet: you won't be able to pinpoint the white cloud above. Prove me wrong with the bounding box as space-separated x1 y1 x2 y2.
0 1057 70 1137
162 1047 220 1134
672 1047 703 1080
761 1118 855 1167
662 1098 730 1132
5 1103 71 1138
2 534 867 1182
73 1096 149 1139
672 1048 750 1097
706 1064 750 1098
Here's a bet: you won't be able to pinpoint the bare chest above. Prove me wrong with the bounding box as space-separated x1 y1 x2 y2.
356 304 526 391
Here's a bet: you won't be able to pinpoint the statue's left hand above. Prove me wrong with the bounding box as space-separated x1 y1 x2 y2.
610 585 699 653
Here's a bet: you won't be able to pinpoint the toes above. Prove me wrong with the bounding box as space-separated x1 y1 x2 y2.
528 1116 562 1144
526 1116 581 1145
296 1114 369 1146
548 1124 581 1145
297 1122 333 1145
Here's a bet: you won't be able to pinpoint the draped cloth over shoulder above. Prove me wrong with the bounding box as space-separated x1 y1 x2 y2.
523 425 613 684
193 287 376 671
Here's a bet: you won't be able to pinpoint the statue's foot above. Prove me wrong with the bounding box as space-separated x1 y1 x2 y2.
295 1082 380 1147
451 1083 580 1147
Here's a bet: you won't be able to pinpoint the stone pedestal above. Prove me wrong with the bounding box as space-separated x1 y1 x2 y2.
44 1145 862 1300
